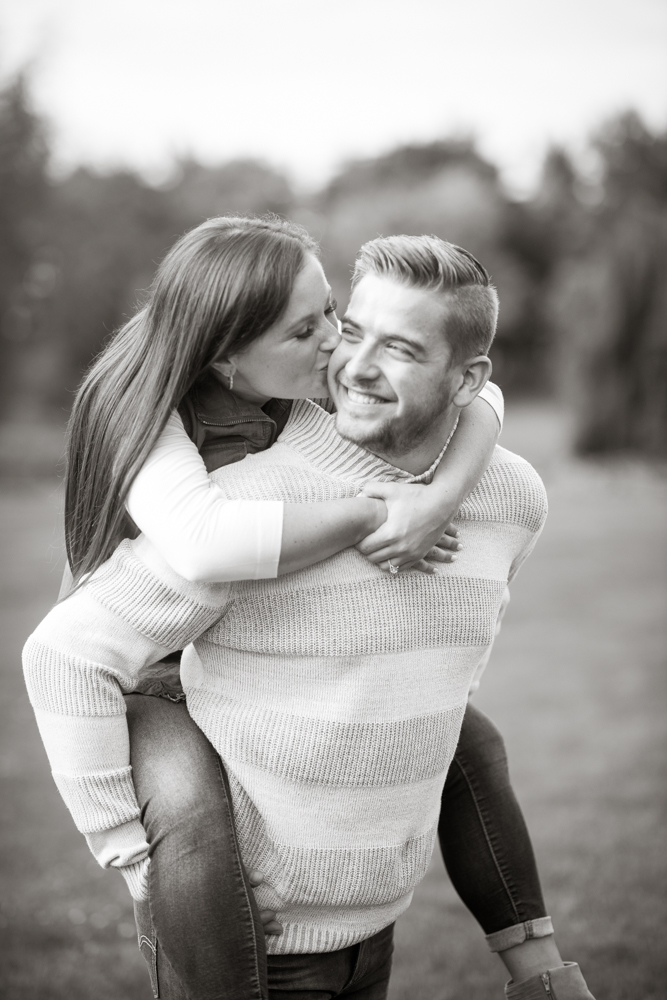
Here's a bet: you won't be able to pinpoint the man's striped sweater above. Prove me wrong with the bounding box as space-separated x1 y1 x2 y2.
23 398 547 955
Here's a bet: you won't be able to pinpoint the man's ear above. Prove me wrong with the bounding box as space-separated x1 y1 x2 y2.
452 356 493 408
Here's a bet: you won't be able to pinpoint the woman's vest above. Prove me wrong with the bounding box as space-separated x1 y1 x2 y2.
178 371 293 472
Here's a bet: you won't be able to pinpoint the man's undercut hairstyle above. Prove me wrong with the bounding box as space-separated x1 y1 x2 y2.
351 235 499 361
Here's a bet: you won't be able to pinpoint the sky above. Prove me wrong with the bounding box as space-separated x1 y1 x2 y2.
1 0 666 194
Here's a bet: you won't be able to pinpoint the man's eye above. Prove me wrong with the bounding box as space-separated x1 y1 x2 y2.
340 326 360 341
387 342 412 357
325 298 338 315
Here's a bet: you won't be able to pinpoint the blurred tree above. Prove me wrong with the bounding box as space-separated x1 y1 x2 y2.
166 158 295 229
549 113 667 455
42 168 178 405
0 75 50 414
499 147 592 393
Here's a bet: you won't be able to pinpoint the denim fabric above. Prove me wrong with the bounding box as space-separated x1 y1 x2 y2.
485 916 554 953
134 897 182 1000
126 694 268 1000
134 890 392 1000
132 657 186 702
267 924 394 1000
439 702 548 937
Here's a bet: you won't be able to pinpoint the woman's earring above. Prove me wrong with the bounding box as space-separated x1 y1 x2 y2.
211 358 235 391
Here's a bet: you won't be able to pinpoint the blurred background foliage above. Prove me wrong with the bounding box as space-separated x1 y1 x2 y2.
1 73 666 456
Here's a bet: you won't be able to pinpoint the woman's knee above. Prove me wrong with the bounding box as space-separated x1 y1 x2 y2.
454 703 509 777
126 694 228 833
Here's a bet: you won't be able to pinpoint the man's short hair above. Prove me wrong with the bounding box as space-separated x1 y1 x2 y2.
351 235 499 361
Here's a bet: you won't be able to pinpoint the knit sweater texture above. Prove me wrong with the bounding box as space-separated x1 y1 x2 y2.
23 398 547 954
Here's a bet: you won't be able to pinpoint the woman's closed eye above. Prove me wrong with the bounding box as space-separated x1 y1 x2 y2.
294 326 316 341
294 298 338 340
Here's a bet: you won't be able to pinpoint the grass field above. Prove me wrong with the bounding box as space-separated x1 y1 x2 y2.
0 405 665 999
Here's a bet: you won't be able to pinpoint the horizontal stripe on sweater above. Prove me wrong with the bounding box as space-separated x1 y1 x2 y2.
259 898 414 956
458 456 548 533
24 639 128 716
227 770 440 907
223 764 445 851
206 574 506 655
186 686 466 786
88 543 223 647
182 644 482 721
32 710 130 772
52 766 140 834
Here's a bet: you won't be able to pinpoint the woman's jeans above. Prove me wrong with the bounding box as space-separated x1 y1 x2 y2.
126 695 549 1000
127 694 267 999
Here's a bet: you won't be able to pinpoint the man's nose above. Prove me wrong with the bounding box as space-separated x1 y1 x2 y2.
344 341 380 382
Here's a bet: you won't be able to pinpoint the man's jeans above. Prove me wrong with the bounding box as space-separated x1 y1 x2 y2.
127 695 548 1000
269 925 394 1000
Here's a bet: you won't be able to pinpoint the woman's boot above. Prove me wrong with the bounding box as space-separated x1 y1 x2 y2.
505 962 596 999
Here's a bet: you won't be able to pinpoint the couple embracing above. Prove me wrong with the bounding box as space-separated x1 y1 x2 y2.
23 217 595 999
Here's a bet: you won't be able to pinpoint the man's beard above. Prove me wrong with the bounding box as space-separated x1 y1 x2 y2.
336 394 450 461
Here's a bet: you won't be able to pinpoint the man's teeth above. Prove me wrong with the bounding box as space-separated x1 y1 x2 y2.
346 387 385 405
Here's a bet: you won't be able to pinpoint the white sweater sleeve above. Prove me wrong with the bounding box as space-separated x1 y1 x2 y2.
126 411 284 583
23 536 229 900
478 381 504 430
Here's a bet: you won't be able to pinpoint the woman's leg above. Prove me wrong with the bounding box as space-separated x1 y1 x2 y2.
439 703 595 993
125 693 269 1000
439 703 549 940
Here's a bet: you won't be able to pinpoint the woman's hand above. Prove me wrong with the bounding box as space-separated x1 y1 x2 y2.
248 870 283 936
356 391 499 575
355 481 463 575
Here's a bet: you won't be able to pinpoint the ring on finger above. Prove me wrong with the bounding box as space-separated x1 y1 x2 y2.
388 560 400 576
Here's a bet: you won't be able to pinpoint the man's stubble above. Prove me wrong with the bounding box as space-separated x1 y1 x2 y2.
335 387 453 463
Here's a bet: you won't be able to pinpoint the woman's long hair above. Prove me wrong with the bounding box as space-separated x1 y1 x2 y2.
65 215 318 585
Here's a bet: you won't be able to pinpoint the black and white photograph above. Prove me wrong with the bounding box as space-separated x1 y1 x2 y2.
0 2 665 998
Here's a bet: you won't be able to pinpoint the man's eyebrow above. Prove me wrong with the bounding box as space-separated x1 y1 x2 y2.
341 315 424 352
383 332 424 352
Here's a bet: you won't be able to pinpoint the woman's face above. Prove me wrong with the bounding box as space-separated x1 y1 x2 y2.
219 254 340 404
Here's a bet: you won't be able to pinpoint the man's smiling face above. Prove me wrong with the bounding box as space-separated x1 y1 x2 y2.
329 273 462 469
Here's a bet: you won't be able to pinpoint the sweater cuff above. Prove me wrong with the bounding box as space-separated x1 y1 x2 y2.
119 857 151 901
85 817 150 870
